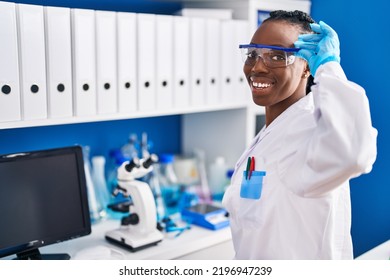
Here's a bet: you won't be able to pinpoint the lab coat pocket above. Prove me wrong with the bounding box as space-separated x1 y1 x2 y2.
240 171 266 199
237 171 267 228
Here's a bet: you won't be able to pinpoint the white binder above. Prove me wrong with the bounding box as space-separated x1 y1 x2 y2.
205 18 220 106
0 2 21 122
137 13 156 112
156 15 173 110
17 4 47 120
220 20 235 105
71 8 96 117
44 6 73 119
173 16 190 108
117 12 137 114
95 10 117 115
189 17 206 108
233 20 250 105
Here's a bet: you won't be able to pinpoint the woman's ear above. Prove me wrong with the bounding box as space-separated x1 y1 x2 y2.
302 64 311 78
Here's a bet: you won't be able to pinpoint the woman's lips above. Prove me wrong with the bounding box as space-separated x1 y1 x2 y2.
250 76 274 91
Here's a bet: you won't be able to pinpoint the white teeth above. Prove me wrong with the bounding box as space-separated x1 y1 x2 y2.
250 77 272 89
252 81 271 88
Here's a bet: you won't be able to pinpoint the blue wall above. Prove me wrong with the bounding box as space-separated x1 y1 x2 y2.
311 0 390 257
0 116 182 160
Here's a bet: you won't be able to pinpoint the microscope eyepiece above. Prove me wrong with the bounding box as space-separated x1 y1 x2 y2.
125 157 140 172
142 154 158 169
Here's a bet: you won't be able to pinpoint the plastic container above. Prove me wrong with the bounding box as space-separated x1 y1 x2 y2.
121 133 139 161
208 156 228 199
156 154 181 216
91 156 110 215
82 146 106 223
144 168 166 223
193 149 212 203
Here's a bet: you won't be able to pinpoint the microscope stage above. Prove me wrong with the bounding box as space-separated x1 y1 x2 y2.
105 228 163 252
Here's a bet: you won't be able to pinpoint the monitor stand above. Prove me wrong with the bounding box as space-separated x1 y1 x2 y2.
15 248 71 260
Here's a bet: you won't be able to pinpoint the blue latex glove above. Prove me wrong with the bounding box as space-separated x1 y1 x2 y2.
294 21 340 76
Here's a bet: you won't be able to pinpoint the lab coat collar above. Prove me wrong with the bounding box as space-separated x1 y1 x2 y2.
236 94 313 169
263 93 313 136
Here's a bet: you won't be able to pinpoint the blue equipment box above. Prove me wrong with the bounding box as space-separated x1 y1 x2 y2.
181 203 229 230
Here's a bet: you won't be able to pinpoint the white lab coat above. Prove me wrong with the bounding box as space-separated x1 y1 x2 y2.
222 62 377 259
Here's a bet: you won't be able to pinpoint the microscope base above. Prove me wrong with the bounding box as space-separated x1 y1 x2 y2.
105 228 163 252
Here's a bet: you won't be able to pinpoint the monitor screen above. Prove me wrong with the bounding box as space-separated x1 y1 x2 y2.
0 145 91 260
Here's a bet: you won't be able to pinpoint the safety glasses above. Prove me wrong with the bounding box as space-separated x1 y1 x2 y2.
239 44 300 68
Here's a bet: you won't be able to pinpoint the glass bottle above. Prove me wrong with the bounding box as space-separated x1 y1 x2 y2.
157 154 181 216
208 156 228 201
82 146 105 223
145 166 166 223
91 156 110 217
121 133 139 161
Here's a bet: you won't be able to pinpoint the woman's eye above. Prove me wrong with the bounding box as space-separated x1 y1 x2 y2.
265 50 286 61
247 51 257 58
270 54 286 61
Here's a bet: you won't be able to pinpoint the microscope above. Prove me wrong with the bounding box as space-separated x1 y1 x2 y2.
105 154 163 251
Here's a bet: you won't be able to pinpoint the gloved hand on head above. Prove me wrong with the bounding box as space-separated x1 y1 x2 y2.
294 21 340 76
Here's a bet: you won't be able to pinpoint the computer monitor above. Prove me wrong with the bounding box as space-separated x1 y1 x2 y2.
0 145 91 260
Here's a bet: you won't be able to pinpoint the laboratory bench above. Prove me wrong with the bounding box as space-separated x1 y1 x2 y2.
3 219 235 260
4 218 389 260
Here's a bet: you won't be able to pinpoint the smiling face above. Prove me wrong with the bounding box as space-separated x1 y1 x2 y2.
244 20 310 124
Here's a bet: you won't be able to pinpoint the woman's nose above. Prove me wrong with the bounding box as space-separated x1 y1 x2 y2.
251 56 269 72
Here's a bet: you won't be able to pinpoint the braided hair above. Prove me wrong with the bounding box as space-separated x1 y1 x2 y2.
264 10 316 94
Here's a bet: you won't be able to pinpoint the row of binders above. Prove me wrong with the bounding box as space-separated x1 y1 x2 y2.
0 1 250 123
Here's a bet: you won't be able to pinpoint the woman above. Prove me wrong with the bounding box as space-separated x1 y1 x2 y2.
222 10 377 259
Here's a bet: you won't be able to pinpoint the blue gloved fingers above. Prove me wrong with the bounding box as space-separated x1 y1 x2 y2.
295 49 314 62
309 23 322 34
317 21 340 56
297 33 323 42
294 40 318 51
318 55 340 65
299 21 341 76
318 21 338 39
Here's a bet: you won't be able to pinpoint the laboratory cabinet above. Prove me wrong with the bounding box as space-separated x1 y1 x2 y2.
0 1 260 168
0 1 262 260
